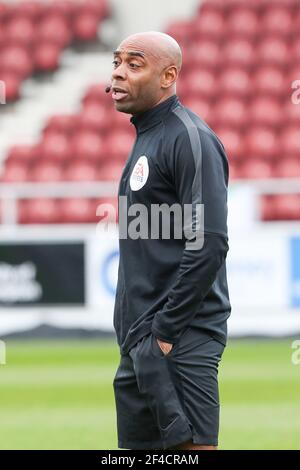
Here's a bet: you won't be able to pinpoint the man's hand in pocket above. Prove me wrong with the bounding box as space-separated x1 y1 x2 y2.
156 338 173 355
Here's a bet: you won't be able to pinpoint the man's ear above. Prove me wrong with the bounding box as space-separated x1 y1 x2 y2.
161 65 178 89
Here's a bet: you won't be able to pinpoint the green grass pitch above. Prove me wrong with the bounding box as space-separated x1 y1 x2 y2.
0 338 299 450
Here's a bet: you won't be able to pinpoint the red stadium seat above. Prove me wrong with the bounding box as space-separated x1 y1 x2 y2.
176 77 187 101
261 7 293 36
109 113 136 135
60 198 97 223
0 2 9 22
198 0 224 15
182 97 211 122
179 45 193 77
1 45 33 78
0 72 22 102
228 161 240 180
5 144 39 165
284 100 300 124
112 110 133 131
260 195 276 221
83 83 112 108
43 114 80 136
5 17 35 46
64 160 99 181
244 126 279 160
218 67 251 97
289 66 300 92
73 13 99 41
98 162 124 181
294 9 300 37
31 161 64 182
186 41 220 69
213 97 248 128
13 1 43 22
272 1 294 9
248 97 283 128
104 131 135 161
20 198 61 224
214 126 245 161
279 126 300 155
253 66 286 96
71 131 105 161
257 37 289 67
274 158 300 178
78 104 110 133
225 0 262 12
0 27 6 48
34 43 61 72
226 8 259 37
165 20 193 46
184 69 216 98
44 0 78 19
2 162 28 183
79 0 109 19
273 194 300 220
37 16 71 47
192 10 225 39
239 159 273 179
291 37 300 64
40 132 71 161
221 39 255 69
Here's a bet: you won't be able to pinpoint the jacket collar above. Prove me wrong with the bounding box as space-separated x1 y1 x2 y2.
130 94 180 134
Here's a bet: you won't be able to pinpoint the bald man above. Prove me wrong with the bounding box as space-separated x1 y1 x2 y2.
111 31 231 451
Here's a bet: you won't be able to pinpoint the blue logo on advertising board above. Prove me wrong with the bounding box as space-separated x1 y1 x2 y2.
291 237 300 308
100 250 119 297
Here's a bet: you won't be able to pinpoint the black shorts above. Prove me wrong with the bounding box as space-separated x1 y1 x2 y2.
113 326 226 450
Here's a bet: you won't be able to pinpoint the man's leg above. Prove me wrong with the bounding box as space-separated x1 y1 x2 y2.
162 332 225 452
168 439 217 450
113 351 163 450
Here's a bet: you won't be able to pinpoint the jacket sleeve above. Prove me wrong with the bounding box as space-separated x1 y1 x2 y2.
151 126 230 344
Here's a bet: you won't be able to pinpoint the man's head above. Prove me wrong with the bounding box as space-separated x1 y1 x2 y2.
110 31 182 116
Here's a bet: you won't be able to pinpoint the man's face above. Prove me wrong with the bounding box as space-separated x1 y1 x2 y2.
110 41 164 115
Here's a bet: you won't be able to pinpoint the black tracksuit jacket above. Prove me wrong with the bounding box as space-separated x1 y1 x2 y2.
113 94 231 356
